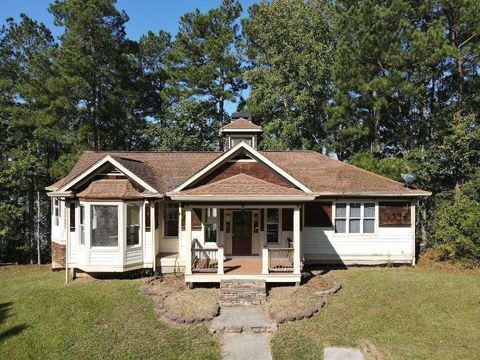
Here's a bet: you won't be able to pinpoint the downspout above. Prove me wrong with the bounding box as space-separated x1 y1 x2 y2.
65 199 69 284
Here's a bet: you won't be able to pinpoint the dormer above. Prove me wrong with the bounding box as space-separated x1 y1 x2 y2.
220 112 262 151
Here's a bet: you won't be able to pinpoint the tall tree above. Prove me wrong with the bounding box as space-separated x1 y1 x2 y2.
243 0 334 151
0 15 56 263
48 0 146 153
168 0 245 149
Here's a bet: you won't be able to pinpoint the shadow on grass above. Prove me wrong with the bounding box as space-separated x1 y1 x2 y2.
0 302 28 343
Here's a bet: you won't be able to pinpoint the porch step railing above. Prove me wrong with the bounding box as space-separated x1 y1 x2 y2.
191 238 224 274
267 248 294 273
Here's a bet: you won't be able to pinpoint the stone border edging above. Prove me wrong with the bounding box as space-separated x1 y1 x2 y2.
142 277 220 326
270 275 342 324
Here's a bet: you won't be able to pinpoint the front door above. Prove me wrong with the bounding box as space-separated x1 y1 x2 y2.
232 211 252 255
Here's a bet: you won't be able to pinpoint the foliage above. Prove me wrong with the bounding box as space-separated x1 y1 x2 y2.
242 0 334 151
168 0 246 149
431 173 480 265
348 152 407 181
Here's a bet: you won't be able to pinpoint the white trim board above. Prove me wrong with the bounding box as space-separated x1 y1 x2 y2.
58 155 158 194
169 142 313 194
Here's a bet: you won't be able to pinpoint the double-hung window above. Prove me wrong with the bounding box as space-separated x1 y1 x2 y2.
126 204 141 246
163 203 179 237
204 208 217 243
266 209 279 243
335 202 375 234
79 205 85 245
53 198 60 226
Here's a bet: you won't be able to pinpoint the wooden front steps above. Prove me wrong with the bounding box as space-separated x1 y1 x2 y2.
219 279 267 307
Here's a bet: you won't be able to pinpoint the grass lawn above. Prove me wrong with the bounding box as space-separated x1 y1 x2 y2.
271 266 480 360
0 266 220 360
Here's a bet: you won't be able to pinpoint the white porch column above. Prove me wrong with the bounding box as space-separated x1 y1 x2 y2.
217 246 224 275
293 207 301 275
150 201 156 271
184 207 192 275
261 246 269 275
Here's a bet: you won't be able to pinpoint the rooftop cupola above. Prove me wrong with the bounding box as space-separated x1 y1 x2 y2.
219 112 262 151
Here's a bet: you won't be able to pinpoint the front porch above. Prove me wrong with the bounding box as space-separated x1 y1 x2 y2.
182 205 303 284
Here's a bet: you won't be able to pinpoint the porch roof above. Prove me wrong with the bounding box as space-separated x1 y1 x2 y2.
170 173 315 201
77 179 143 200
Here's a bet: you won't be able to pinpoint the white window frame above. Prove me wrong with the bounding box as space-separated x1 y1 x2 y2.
126 202 143 248
53 198 60 226
163 202 179 238
333 201 377 235
266 208 280 244
90 203 121 249
204 208 218 244
229 135 254 149
79 204 85 246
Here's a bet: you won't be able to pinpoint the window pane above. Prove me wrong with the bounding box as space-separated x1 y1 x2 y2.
267 209 279 243
91 206 118 247
267 208 278 223
205 223 217 243
127 205 140 246
267 224 278 243
231 137 252 146
349 219 360 233
164 204 179 236
335 203 346 217
79 205 85 245
364 219 375 233
364 203 375 218
350 203 361 217
335 219 346 233
145 204 151 231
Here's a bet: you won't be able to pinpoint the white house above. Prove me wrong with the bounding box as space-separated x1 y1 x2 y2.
46 113 430 285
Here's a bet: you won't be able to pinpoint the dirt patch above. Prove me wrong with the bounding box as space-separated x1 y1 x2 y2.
358 339 384 360
163 288 219 319
142 275 219 325
267 275 341 323
417 249 480 274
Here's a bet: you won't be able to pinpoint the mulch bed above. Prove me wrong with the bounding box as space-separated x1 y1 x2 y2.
142 275 220 326
267 274 342 324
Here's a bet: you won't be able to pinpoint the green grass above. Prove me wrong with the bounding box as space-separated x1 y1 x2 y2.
271 267 480 360
0 266 220 360
1 266 479 360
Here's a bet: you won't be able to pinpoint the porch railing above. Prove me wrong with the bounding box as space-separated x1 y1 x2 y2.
190 238 224 274
267 248 294 273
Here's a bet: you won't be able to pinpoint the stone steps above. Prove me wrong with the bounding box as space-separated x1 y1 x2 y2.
219 279 267 307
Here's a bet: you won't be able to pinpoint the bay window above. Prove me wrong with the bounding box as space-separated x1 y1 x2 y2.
91 205 118 247
335 202 376 234
126 204 140 246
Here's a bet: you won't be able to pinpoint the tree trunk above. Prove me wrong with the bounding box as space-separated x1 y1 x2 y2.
37 191 41 265
372 90 381 155
28 178 35 264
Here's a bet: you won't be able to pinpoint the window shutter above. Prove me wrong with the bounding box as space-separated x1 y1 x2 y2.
305 202 332 227
282 208 293 231
192 208 202 230
379 202 411 226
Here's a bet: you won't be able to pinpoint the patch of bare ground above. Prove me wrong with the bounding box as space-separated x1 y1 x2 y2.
142 275 219 325
417 249 480 274
359 339 384 360
267 274 341 323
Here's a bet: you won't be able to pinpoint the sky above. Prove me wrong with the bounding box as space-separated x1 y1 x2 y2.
1 0 257 113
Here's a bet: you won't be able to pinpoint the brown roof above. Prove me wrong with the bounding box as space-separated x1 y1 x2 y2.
48 151 221 193
47 150 429 197
220 118 262 132
77 179 143 199
262 151 428 196
179 173 306 196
